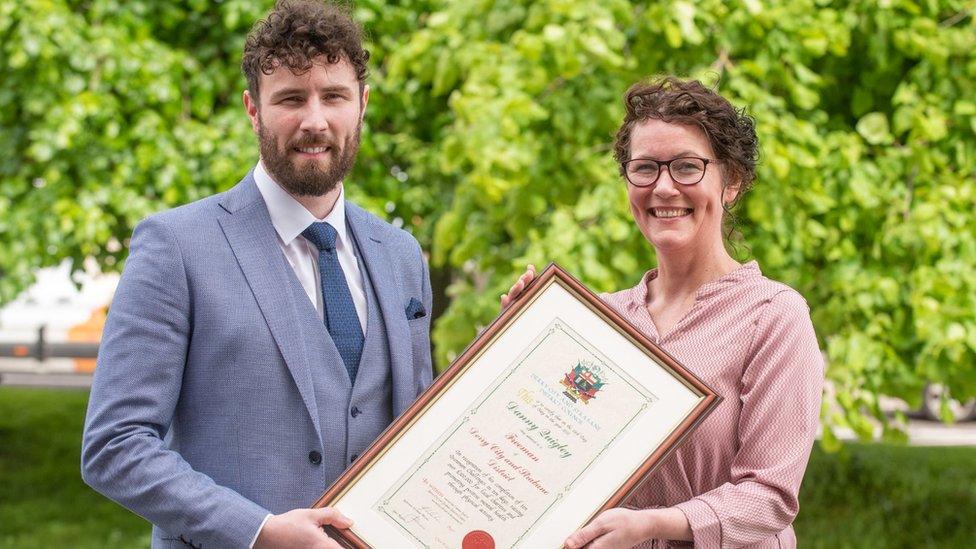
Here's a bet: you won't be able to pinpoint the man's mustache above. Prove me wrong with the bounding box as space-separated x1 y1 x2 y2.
288 135 340 149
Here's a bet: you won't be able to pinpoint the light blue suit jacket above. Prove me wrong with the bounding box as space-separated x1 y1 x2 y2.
81 173 433 548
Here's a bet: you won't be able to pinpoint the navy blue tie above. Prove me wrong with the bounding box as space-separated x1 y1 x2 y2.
302 222 364 384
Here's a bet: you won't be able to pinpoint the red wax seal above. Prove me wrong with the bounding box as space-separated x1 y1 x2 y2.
462 530 495 549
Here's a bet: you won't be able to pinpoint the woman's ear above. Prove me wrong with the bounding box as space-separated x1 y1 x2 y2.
722 178 741 206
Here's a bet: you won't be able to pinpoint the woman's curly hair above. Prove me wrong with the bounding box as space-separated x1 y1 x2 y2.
242 0 369 101
613 76 759 200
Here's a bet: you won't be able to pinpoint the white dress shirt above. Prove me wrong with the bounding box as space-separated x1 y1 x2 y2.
253 160 368 332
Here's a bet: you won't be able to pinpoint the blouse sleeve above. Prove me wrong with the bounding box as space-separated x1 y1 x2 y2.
673 289 825 548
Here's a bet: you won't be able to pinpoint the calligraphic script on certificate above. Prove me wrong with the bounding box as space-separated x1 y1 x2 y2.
313 264 721 549
375 319 656 547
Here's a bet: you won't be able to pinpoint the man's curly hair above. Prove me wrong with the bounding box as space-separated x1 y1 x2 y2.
242 0 370 101
614 77 759 197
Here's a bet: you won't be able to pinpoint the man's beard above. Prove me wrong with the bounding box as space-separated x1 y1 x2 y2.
259 120 362 197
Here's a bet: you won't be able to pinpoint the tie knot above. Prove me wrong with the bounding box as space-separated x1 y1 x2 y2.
302 222 338 251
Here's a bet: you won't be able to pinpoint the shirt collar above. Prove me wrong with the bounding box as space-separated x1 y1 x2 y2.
253 160 348 247
627 260 761 309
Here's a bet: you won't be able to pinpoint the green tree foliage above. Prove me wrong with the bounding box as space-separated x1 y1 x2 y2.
2 0 974 439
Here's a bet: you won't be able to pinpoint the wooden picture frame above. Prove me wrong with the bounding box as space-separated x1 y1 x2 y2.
313 263 721 548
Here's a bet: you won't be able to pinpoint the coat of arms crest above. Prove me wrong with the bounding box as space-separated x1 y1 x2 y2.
560 361 605 404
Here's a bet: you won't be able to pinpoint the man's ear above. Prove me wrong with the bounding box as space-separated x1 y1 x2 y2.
243 90 260 134
359 84 370 122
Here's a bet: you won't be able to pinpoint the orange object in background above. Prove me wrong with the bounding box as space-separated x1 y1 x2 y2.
68 306 107 373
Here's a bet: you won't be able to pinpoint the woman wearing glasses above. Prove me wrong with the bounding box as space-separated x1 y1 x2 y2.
503 77 823 548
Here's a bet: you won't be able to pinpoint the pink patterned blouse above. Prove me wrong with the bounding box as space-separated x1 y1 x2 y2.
601 261 824 548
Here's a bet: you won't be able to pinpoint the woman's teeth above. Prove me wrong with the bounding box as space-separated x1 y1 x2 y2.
650 208 692 218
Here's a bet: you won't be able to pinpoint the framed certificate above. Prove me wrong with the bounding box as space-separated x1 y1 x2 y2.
313 263 720 548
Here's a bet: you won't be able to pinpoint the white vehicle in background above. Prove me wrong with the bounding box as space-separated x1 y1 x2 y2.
919 383 976 423
0 260 117 382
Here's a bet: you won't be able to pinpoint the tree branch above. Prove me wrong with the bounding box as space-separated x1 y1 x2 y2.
711 48 733 74
939 8 972 28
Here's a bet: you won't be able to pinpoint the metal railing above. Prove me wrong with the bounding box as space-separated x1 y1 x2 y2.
0 326 99 361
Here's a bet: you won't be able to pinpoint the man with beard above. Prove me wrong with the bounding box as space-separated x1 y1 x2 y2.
81 2 433 547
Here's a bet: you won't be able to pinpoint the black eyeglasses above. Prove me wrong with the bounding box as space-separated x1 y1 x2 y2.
622 156 713 187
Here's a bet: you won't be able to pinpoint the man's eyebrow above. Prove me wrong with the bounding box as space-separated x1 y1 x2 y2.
317 84 354 95
268 87 305 100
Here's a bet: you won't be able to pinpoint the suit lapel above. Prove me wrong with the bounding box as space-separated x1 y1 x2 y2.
346 203 414 417
217 175 322 438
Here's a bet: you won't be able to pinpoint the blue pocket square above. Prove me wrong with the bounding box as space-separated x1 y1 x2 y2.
405 297 426 319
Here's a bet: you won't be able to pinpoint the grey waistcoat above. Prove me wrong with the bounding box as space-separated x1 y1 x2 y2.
287 227 394 490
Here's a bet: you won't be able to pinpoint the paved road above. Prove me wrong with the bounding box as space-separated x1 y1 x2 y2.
893 419 976 446
830 419 976 446
3 371 976 446
1 371 94 389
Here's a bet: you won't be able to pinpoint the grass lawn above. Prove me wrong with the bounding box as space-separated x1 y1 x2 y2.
1 387 974 548
0 387 150 548
796 442 976 547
